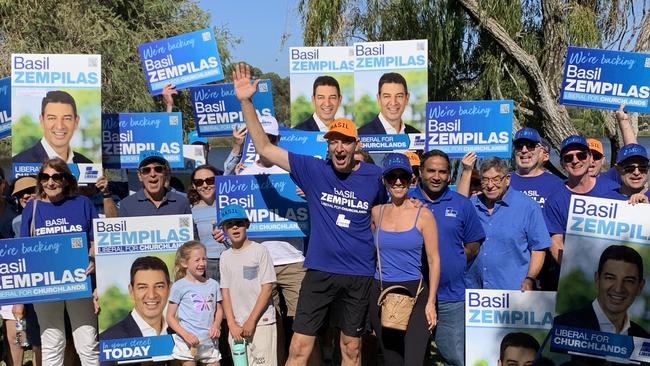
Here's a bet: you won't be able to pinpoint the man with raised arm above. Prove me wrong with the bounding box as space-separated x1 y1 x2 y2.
232 63 385 366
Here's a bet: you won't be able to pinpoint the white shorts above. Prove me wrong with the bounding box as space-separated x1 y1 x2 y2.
229 323 277 366
0 305 15 320
172 334 221 363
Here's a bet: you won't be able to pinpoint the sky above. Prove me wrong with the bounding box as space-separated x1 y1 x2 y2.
198 0 304 77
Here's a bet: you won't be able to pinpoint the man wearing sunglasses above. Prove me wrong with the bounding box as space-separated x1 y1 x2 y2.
610 144 650 202
118 150 191 217
233 63 386 366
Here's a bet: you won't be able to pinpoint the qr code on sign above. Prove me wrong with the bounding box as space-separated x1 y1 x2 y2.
417 42 425 51
169 116 179 125
500 103 510 113
202 32 211 42
71 237 83 249
645 58 650 68
88 57 99 67
258 83 268 93
179 216 191 228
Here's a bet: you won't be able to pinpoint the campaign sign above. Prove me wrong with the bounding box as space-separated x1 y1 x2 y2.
138 28 224 95
101 112 183 169
11 54 102 182
354 40 427 130
0 233 91 305
359 133 425 152
550 196 650 364
560 46 650 113
0 77 10 138
425 100 512 158
289 46 354 126
466 289 555 366
190 80 274 136
216 174 309 238
240 130 327 170
95 214 194 363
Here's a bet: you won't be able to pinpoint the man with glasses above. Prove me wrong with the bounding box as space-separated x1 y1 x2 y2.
587 138 606 178
118 150 191 217
465 157 549 291
610 144 650 202
509 127 564 209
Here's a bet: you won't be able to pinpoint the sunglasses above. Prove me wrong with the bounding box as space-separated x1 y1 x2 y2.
384 173 412 185
222 219 248 229
592 152 603 161
192 176 215 187
622 164 649 174
561 151 589 163
38 172 64 183
14 187 36 199
139 165 166 175
514 141 538 151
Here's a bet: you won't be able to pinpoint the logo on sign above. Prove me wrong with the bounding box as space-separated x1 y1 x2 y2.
639 342 650 357
84 166 99 180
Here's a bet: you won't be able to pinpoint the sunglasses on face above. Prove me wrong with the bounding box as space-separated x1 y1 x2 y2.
561 151 589 164
592 152 604 161
622 164 649 174
514 141 538 151
14 188 36 199
223 219 247 229
139 165 165 175
38 172 64 183
192 176 216 187
384 173 412 185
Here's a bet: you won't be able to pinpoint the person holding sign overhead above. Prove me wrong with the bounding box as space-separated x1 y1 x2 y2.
232 63 385 366
358 72 420 134
13 91 93 164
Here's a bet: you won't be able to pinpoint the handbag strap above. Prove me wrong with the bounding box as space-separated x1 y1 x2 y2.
30 199 38 237
375 204 386 291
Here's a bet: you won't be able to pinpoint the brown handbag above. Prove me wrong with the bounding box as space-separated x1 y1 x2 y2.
375 205 423 331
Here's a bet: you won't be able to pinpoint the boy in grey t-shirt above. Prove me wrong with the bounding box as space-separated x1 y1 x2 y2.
218 204 277 366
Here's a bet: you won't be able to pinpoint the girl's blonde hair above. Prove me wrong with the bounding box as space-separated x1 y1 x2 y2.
174 240 207 280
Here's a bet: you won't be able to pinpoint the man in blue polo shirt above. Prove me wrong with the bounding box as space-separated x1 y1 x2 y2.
118 151 191 217
410 149 484 366
232 63 385 366
465 157 549 291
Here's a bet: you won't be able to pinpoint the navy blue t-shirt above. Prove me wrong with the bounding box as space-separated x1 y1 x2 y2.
21 195 98 242
289 153 385 276
410 186 485 302
510 171 564 209
543 177 622 235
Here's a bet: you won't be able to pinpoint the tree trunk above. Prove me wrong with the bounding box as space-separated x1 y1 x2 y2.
540 0 568 101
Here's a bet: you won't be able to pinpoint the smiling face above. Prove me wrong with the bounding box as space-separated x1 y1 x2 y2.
377 82 409 125
40 166 66 201
128 269 170 327
312 85 341 124
480 167 510 202
561 147 591 179
138 163 168 197
326 133 359 173
595 259 645 321
192 168 216 203
383 168 412 200
420 156 450 198
39 102 79 153
514 140 542 174
617 157 649 191
184 247 207 280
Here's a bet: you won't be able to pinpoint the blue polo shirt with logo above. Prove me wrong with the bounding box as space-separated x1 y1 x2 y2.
410 186 485 301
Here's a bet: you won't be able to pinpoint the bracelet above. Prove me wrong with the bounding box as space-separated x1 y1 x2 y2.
525 276 536 283
102 191 112 198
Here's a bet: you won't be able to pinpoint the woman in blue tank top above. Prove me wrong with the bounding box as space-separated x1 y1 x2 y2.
369 153 440 366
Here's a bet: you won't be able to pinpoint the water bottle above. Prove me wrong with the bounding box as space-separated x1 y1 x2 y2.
15 319 30 348
231 340 248 366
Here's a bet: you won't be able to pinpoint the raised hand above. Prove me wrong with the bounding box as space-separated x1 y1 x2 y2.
232 63 260 102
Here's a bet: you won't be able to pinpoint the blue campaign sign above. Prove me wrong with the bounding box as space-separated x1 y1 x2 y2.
551 325 635 360
0 77 10 138
0 233 92 305
102 112 183 169
560 47 650 113
215 174 309 238
190 80 275 136
359 133 425 152
100 335 173 363
241 129 327 168
138 28 224 95
425 100 512 158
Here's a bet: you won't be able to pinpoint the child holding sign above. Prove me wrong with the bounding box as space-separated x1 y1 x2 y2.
166 241 223 365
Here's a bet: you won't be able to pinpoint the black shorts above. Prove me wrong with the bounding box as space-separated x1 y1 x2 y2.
293 269 372 337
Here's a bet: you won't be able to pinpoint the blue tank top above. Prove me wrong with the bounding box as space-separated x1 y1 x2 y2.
374 206 423 282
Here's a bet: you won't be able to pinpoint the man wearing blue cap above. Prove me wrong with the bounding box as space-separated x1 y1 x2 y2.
119 150 191 217
610 143 650 202
509 127 564 209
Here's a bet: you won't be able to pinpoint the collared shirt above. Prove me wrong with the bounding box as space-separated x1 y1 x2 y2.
118 188 191 217
40 138 74 163
312 113 329 132
130 309 168 337
592 299 630 334
410 186 485 302
466 187 550 290
378 113 405 134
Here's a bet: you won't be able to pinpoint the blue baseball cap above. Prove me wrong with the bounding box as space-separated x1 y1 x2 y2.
514 127 541 144
616 143 649 165
188 130 208 145
218 204 249 226
139 150 168 168
382 153 413 175
560 135 589 155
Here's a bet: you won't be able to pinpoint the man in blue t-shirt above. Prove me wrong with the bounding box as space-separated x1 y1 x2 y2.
608 144 650 202
410 149 484 366
232 63 385 366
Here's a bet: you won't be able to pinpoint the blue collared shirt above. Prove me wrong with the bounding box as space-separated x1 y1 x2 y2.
119 188 191 217
466 187 550 290
410 186 485 302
